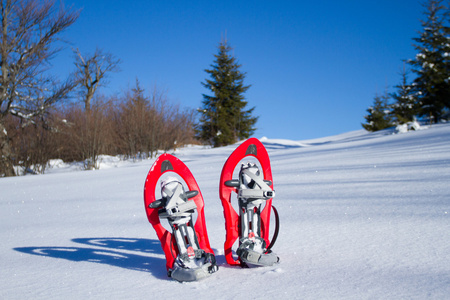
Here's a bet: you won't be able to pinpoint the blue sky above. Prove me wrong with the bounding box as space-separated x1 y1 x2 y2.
54 0 424 140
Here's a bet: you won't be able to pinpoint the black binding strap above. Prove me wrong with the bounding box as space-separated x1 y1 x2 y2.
266 205 279 252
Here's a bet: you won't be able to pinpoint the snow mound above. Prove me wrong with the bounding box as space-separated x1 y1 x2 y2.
394 121 422 134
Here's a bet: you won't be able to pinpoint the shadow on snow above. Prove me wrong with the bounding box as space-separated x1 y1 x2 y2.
14 237 168 280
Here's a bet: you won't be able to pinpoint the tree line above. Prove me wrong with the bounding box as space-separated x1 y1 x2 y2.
363 0 450 131
0 1 197 176
3 80 196 175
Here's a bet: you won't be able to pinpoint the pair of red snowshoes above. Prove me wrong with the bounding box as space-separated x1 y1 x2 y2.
143 138 279 282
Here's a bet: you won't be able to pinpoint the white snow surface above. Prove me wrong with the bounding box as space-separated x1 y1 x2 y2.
1 124 450 299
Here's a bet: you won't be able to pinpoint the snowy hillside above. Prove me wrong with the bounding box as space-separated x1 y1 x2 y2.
1 124 449 299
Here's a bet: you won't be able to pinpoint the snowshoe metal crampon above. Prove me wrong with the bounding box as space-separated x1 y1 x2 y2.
144 153 218 282
219 138 280 267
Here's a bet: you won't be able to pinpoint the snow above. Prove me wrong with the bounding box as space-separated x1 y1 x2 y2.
395 121 422 134
1 124 450 299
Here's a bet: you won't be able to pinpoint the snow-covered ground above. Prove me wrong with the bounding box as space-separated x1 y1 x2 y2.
1 124 449 299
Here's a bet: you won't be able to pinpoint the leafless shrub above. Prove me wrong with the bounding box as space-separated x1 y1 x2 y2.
5 110 63 174
58 97 115 169
111 81 197 160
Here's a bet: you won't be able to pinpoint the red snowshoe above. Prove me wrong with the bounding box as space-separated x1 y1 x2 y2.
143 153 218 281
219 138 280 267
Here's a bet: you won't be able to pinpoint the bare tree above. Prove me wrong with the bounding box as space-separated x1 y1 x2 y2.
0 0 80 176
73 48 120 113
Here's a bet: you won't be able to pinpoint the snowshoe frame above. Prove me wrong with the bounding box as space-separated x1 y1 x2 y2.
144 153 214 273
219 138 277 266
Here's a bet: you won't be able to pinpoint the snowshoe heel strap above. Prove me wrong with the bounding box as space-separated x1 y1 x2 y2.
170 265 210 282
169 251 219 282
237 247 279 266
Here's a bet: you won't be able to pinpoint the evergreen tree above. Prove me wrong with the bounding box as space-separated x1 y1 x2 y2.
362 92 393 132
390 66 418 124
197 40 257 147
408 0 450 123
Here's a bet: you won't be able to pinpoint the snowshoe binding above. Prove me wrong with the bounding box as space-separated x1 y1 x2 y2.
144 154 218 282
220 138 280 267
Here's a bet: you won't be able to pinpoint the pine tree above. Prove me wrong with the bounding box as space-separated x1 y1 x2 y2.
362 92 393 132
197 40 257 147
390 66 418 124
408 0 450 123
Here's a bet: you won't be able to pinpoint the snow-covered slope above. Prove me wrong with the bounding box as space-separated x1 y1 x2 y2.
1 124 449 299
